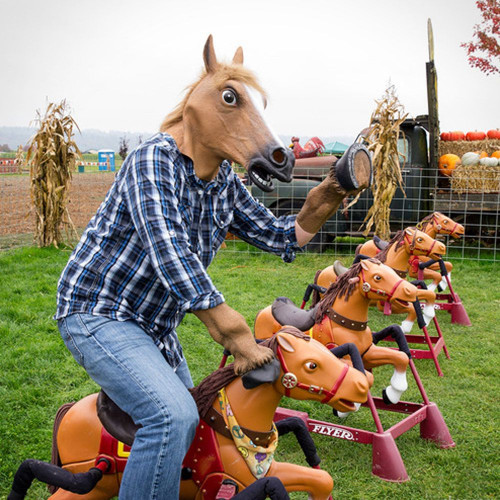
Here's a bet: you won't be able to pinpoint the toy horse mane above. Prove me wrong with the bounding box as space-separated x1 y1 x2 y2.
190 327 310 418
418 213 435 231
315 259 381 321
376 230 406 263
160 62 267 132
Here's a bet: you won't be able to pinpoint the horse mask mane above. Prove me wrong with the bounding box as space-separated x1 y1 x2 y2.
190 327 310 419
315 258 381 321
160 50 267 132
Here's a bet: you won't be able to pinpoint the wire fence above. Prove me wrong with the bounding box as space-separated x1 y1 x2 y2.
1 166 498 261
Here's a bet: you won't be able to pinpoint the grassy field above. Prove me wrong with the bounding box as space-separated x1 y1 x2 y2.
0 246 498 499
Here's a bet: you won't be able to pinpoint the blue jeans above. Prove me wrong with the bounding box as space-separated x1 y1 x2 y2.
58 313 199 500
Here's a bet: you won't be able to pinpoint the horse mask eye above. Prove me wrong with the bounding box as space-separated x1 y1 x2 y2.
222 89 237 106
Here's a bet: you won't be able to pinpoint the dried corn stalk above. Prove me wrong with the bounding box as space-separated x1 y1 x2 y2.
27 101 81 247
15 145 25 174
361 86 407 240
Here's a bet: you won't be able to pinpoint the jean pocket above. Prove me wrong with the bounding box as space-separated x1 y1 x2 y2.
75 313 115 337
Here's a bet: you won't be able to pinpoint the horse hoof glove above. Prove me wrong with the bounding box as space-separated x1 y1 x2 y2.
334 143 372 192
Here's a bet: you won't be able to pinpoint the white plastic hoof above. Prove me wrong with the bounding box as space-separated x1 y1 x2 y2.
422 304 436 326
335 402 361 419
390 370 408 392
401 320 414 333
384 385 403 404
439 276 448 292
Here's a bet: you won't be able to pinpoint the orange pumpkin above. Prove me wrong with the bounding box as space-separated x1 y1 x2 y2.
486 129 500 140
491 151 500 159
449 131 465 141
438 154 461 177
477 151 488 159
466 131 486 141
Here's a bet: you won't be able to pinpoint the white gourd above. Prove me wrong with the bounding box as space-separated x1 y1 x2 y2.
461 152 480 166
479 156 498 167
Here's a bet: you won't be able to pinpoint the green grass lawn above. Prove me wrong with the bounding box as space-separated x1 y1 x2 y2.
0 246 498 499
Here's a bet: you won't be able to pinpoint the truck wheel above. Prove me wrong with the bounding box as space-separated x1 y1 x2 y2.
274 199 331 253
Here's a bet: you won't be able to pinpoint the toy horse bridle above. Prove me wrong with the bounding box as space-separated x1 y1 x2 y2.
359 268 404 302
275 344 349 404
404 230 437 257
417 214 459 236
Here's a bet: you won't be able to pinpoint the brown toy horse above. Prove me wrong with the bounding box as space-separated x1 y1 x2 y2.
346 227 446 333
356 213 463 291
41 329 370 499
254 259 419 408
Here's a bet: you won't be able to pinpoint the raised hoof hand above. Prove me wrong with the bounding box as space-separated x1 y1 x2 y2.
233 344 275 375
334 143 372 193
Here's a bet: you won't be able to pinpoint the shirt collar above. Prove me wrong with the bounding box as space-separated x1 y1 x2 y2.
159 132 231 194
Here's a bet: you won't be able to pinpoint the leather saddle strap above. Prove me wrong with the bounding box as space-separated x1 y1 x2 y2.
204 407 275 448
325 308 368 331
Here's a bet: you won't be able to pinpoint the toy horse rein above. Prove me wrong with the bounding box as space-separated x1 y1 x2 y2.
275 343 349 403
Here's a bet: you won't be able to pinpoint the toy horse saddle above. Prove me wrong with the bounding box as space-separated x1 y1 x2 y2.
97 391 140 447
271 297 318 331
373 235 389 251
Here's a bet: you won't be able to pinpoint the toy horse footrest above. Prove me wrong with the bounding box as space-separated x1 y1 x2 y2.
271 297 318 331
97 391 141 447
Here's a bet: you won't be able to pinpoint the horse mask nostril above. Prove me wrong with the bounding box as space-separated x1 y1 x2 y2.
271 147 287 167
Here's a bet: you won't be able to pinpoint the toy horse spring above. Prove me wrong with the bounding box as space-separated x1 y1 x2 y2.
356 213 463 291
254 259 419 408
9 328 371 500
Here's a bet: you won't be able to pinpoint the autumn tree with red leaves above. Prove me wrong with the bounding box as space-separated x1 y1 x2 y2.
461 0 500 75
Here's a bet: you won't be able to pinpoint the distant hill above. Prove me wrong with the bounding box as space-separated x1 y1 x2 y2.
0 127 154 153
0 126 355 154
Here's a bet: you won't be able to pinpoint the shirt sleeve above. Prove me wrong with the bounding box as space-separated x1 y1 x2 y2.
228 174 302 263
121 144 224 312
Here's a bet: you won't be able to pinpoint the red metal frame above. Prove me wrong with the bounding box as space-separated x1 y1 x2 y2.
432 275 472 326
273 360 455 482
382 316 450 377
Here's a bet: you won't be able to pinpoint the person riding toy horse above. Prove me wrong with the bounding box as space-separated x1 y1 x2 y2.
51 34 373 498
8 328 371 500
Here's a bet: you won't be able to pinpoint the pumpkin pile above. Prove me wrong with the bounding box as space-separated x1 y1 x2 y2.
437 129 500 194
439 129 500 158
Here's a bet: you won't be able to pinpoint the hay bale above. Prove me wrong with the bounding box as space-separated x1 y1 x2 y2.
451 164 500 194
439 139 500 157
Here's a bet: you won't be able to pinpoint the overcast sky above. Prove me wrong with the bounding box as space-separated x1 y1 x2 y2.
2 0 499 140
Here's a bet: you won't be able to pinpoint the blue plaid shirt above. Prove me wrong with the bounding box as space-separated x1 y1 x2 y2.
56 133 299 367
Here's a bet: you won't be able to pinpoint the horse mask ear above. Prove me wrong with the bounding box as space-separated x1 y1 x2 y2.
203 34 218 73
232 46 244 65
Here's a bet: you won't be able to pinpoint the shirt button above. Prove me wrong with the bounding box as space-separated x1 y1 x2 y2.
169 230 175 237
198 190 203 195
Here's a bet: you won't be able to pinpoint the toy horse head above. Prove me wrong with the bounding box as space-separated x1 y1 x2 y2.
243 329 370 414
160 35 294 192
402 227 446 260
419 212 465 239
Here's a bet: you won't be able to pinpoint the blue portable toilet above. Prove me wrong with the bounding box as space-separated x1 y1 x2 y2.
98 150 115 171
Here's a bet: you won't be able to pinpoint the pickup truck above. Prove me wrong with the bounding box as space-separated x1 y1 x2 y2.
248 117 435 251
